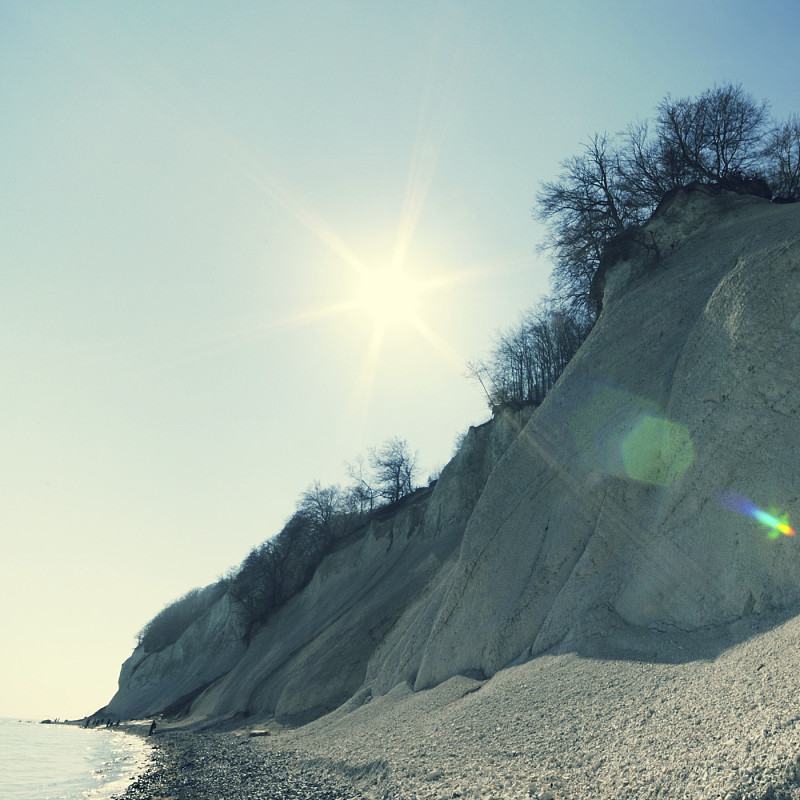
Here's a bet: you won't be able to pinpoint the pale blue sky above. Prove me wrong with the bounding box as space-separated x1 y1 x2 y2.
2 1 798 719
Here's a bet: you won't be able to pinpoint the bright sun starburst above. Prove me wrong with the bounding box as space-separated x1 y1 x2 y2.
199 36 524 422
355 265 422 330
195 121 524 425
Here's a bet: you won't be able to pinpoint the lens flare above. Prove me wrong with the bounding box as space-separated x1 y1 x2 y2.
566 383 695 486
717 490 795 538
620 414 694 486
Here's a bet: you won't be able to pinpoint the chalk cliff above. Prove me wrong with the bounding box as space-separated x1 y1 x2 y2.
107 593 245 720
106 186 800 727
106 405 535 722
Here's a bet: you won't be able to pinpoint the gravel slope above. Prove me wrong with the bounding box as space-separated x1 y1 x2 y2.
112 606 800 799
273 606 800 800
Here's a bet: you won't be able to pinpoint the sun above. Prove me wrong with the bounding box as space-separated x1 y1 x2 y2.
355 265 422 330
210 44 494 416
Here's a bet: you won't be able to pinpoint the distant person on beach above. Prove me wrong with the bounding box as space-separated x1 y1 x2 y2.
149 720 157 736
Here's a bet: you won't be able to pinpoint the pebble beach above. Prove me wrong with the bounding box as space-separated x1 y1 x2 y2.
113 730 361 800
114 607 800 800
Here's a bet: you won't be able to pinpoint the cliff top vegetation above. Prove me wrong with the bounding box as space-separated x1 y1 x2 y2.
467 83 798 413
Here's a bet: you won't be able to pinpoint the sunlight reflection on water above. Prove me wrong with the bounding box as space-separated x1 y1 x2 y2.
0 718 149 800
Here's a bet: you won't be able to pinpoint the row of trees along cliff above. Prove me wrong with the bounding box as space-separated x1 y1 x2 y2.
137 437 421 647
136 83 799 656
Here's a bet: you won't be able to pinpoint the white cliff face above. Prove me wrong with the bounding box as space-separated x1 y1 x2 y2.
186 407 535 726
106 406 533 724
106 593 246 719
403 188 800 690
108 188 800 727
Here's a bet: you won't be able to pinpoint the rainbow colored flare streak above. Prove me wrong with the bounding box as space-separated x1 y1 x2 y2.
718 490 795 538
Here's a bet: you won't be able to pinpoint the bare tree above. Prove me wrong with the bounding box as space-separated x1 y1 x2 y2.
464 358 504 407
466 302 591 409
227 546 276 642
137 582 227 653
535 84 775 318
535 133 640 314
297 480 342 556
656 83 769 184
344 455 376 514
260 533 293 607
369 437 418 504
228 511 330 642
618 119 691 210
764 114 800 201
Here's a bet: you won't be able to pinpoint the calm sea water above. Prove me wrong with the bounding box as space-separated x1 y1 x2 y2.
0 718 149 800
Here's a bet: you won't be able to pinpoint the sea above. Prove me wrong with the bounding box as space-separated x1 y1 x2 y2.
0 718 149 800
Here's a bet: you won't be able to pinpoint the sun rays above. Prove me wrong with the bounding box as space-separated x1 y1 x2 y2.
263 254 478 420
191 41 490 420
141 17 517 425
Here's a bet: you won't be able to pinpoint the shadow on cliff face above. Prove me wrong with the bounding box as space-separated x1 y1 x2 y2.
549 600 800 667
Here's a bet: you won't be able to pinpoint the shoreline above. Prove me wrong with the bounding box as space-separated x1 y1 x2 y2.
110 729 362 800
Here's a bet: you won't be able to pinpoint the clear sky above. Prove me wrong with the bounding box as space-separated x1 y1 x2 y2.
2 1 798 720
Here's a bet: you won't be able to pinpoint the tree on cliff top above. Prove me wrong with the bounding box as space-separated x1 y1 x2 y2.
536 132 642 314
369 437 418 504
535 83 788 318
137 581 227 653
764 114 800 202
467 300 592 409
656 84 769 186
227 435 419 641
